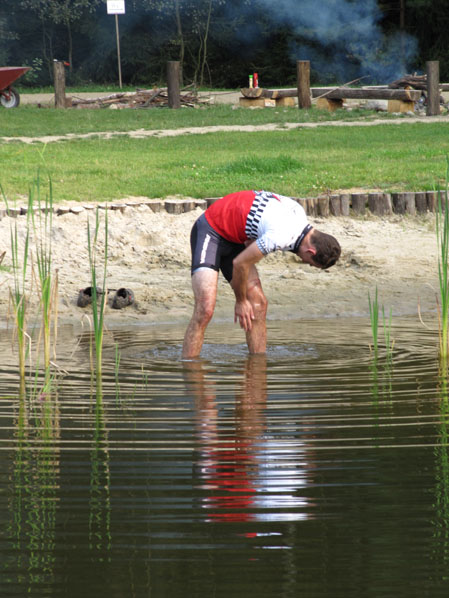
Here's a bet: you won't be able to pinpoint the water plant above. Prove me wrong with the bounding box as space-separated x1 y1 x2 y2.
435 171 449 362
114 342 121 405
87 207 109 390
2 186 31 387
29 174 59 380
368 287 394 363
368 287 379 359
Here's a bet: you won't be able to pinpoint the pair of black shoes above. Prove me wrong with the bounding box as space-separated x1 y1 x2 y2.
77 287 135 309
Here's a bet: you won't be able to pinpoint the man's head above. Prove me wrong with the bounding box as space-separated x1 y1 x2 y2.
297 229 341 269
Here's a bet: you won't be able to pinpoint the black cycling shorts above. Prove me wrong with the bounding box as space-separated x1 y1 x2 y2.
190 213 245 283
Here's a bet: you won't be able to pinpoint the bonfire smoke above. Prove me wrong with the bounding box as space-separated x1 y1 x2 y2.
252 0 418 84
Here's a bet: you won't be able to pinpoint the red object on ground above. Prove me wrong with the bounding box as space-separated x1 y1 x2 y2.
0 67 31 90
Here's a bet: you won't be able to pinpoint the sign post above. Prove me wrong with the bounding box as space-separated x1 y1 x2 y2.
107 0 125 89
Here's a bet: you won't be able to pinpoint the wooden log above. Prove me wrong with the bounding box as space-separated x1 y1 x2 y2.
368 193 382 215
426 190 437 212
181 200 196 212
276 97 295 107
240 87 264 98
329 195 341 216
427 60 440 116
145 199 163 212
368 193 392 216
53 61 66 109
392 192 406 214
164 199 183 214
340 194 350 217
392 192 415 215
306 197 317 216
195 199 208 210
404 192 416 215
56 206 71 216
239 97 266 108
167 61 181 109
311 87 421 101
350 193 366 215
388 100 415 113
241 87 298 99
297 60 311 109
316 97 343 111
317 196 330 217
415 192 427 214
7 207 21 218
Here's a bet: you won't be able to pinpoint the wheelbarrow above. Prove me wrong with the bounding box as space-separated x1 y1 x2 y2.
0 66 31 108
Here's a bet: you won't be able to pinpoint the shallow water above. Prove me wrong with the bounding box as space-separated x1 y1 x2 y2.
1 317 449 597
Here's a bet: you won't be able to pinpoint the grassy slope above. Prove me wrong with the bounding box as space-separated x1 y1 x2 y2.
1 105 448 202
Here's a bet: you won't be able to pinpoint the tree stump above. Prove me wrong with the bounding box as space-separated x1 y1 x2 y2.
415 192 427 214
340 194 350 217
350 193 367 215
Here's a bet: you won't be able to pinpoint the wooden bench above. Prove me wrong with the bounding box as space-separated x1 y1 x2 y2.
311 87 422 112
239 86 422 112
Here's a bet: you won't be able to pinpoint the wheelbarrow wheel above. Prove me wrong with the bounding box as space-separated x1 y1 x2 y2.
0 86 20 108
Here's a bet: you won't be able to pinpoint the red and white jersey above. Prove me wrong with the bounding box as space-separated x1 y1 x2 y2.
205 190 309 255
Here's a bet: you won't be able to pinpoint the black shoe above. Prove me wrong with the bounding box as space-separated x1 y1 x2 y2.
77 286 104 308
111 288 135 310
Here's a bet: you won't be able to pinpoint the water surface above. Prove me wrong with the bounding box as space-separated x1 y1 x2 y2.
0 317 448 597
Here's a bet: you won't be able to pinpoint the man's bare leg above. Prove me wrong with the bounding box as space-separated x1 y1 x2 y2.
182 269 219 359
233 266 268 354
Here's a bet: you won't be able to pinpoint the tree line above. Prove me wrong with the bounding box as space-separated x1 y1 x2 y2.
0 0 447 89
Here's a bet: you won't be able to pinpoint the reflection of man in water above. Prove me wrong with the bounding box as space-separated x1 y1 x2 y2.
185 355 311 523
182 190 341 358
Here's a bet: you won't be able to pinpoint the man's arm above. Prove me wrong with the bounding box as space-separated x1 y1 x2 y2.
231 242 264 331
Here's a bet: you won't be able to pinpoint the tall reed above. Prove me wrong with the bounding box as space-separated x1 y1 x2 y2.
436 168 449 361
368 287 379 359
87 207 109 390
2 186 31 386
368 287 394 363
29 174 59 380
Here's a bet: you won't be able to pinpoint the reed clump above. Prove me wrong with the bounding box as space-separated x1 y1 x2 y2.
368 287 394 363
86 207 109 392
435 177 449 363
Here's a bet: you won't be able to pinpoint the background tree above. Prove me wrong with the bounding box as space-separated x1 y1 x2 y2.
2 0 448 88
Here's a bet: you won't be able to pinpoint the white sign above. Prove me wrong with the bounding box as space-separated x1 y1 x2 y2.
107 0 125 15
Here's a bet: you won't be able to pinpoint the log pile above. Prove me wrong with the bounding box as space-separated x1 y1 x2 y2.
71 87 209 109
388 74 428 90
389 73 449 92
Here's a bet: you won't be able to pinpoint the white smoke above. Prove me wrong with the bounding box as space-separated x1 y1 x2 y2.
257 0 418 83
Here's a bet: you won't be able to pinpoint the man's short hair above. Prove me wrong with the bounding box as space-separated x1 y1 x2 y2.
311 230 341 269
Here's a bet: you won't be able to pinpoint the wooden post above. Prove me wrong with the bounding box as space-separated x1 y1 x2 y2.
351 193 366 215
115 14 123 89
317 196 330 217
167 61 181 109
340 194 350 217
415 192 427 214
426 60 440 116
329 195 341 216
53 61 66 109
296 60 311 109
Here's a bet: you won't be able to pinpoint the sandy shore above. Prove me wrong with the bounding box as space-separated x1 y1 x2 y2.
0 200 440 334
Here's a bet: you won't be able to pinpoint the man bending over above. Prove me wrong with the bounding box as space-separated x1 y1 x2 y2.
182 190 341 358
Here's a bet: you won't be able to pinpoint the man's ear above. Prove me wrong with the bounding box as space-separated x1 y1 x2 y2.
307 247 317 256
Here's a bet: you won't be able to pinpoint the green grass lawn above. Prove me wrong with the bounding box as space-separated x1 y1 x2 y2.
0 103 397 136
1 105 448 203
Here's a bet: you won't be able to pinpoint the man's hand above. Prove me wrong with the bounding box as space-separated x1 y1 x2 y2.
234 299 255 331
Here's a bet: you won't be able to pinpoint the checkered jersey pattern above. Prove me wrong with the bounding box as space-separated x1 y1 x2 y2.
245 191 278 241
